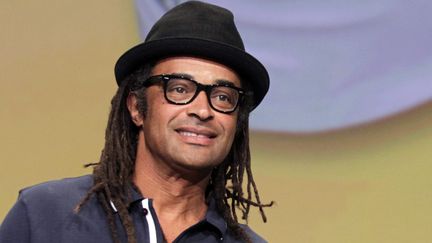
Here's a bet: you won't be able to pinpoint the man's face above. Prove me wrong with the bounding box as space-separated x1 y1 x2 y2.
135 56 240 173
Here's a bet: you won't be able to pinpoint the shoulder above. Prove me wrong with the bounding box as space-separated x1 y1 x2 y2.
0 175 95 242
19 174 93 199
239 224 267 243
18 175 94 213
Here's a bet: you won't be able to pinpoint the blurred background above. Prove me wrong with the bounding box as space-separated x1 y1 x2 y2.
1 1 431 242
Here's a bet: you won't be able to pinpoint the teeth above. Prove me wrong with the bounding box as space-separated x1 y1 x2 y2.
180 131 208 138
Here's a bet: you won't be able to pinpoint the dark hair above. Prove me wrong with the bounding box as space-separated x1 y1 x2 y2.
75 63 273 243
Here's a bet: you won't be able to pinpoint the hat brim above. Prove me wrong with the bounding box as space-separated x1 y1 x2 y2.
114 38 269 110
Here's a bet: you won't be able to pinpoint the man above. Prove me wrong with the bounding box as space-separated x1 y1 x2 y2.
0 1 272 242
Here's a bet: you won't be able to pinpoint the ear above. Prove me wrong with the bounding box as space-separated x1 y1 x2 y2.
127 93 144 126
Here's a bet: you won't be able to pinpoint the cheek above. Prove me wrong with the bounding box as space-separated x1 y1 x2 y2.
143 88 169 120
223 115 239 141
144 99 183 133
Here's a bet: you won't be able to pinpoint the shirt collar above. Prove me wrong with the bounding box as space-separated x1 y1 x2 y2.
109 184 144 213
109 185 228 236
203 194 228 236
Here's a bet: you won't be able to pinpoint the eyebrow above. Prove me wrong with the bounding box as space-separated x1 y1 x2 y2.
170 72 193 79
168 72 239 87
214 79 237 87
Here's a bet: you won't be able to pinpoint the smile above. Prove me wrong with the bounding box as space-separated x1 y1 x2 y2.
175 127 217 145
178 131 211 138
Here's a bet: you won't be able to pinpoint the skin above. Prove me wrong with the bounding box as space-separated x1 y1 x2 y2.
127 56 241 242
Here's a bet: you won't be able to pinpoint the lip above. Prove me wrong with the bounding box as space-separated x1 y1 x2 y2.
175 126 217 145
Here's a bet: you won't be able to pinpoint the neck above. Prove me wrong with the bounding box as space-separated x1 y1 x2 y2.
132 132 211 242
133 158 210 212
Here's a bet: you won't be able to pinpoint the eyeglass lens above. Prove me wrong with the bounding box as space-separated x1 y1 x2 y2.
165 77 240 113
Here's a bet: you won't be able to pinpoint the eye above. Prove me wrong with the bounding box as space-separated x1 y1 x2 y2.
166 79 194 94
216 94 231 102
211 89 237 105
172 86 187 93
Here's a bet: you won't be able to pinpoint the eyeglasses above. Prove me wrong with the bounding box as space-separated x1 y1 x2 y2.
133 74 245 114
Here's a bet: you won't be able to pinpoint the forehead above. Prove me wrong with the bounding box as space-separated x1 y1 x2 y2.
151 56 241 87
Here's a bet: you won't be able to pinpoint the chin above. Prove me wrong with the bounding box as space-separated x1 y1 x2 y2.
182 160 218 170
176 156 222 171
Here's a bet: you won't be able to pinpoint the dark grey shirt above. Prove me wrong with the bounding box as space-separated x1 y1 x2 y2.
0 175 266 243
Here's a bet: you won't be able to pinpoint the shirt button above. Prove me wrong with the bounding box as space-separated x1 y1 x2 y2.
142 208 148 215
220 237 224 242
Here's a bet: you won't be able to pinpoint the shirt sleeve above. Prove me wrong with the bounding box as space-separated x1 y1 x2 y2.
0 196 31 243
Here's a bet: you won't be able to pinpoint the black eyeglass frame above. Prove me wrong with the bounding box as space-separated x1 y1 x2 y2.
132 74 245 114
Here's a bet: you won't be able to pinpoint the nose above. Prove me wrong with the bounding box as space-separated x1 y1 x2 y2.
186 91 214 121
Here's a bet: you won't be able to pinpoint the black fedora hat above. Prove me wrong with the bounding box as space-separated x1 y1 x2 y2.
114 1 269 111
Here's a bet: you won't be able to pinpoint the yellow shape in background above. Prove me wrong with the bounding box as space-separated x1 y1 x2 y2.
248 102 432 243
0 0 139 218
1 1 431 243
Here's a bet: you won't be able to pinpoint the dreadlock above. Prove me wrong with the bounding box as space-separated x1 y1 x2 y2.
75 63 273 243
